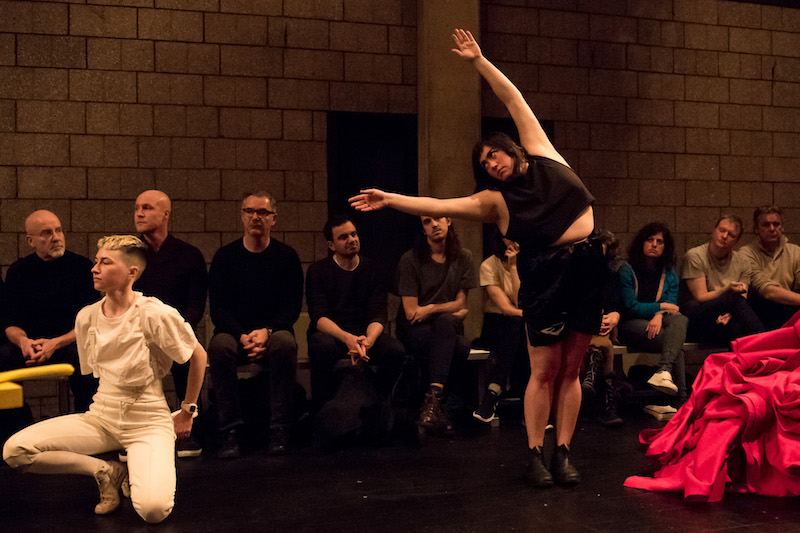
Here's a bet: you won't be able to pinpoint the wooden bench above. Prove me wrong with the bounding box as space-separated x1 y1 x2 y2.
612 343 726 378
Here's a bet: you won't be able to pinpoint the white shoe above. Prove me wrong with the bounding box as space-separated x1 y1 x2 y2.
94 460 128 515
647 370 678 396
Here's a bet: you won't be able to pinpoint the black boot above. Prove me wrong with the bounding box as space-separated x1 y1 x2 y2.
524 447 553 488
597 377 623 428
581 347 603 401
551 444 581 485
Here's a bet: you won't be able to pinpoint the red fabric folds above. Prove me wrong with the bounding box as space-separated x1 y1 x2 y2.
624 311 800 501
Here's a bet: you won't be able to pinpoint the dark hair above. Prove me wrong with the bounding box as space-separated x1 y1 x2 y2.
323 214 354 242
628 222 675 273
714 214 744 239
752 205 783 233
471 132 529 192
490 229 508 260
414 217 462 264
243 190 278 213
594 229 620 267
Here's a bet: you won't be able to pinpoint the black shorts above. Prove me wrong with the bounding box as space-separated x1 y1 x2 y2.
517 237 605 346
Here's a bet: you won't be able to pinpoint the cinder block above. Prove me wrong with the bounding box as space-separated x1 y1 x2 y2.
220 108 252 138
344 53 401 84
331 22 387 53
0 66 69 101
269 140 325 171
18 167 86 199
730 28 771 55
718 0 761 28
18 101 85 134
627 99 673 126
638 179 685 206
0 166 15 197
87 103 121 135
87 167 156 199
70 71 136 102
729 79 771 105
204 76 267 107
577 95 625 123
0 231 19 266
284 230 316 262
636 20 662 46
730 131 771 157
673 0 718 25
0 101 13 132
268 79 329 110
120 104 153 136
204 200 239 231
577 150 627 179
235 139 267 169
773 32 800 59
638 73 684 100
402 55 416 85
388 85 415 114
169 202 206 232
221 45 282 77
629 205 675 230
628 152 675 180
660 21 685 48
343 0 401 24
763 106 800 133
674 102 719 128
686 180 730 206
313 170 327 202
103 136 139 167
674 206 721 232
774 82 800 108
155 169 220 199
685 75 729 103
773 184 800 206
138 8 203 42
268 17 327 49
673 49 697 74
695 51 719 76
251 109 283 139
684 23 727 51
640 126 686 153
205 138 237 169
282 110 313 140
87 38 154 71
17 35 85 69
205 13 267 45
220 169 284 200
0 133 69 166
187 106 219 137
588 69 636 97
171 137 204 169
137 136 171 168
0 34 14 66
718 52 761 79
648 46 674 73
593 204 628 233
154 105 186 136
138 73 203 105
284 171 313 201
284 0 343 20
221 0 280 15
296 203 327 233
533 37 579 67
389 25 415 56
590 14 636 43
589 124 637 151
624 44 650 71
330 82 388 113
155 42 188 73
71 200 106 232
537 9 586 39
627 0 671 20
538 66 589 95
70 5 136 38
731 182 772 207
719 104 761 131
676 154 720 180
0 1 68 35
158 0 219 11
774 133 800 158
686 128 730 155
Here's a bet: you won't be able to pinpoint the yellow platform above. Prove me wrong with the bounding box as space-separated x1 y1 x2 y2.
0 364 75 410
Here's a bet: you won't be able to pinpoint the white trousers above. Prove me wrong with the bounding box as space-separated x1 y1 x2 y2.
3 380 176 523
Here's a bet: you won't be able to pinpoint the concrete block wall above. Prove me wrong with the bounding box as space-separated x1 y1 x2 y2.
482 0 800 254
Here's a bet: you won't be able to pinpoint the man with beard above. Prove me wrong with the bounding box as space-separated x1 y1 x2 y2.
0 210 98 412
208 191 302 459
305 215 405 408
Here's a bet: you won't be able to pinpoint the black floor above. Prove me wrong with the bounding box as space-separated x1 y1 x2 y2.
2 411 800 533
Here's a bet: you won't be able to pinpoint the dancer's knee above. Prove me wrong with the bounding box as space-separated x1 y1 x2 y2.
133 494 174 524
3 431 35 470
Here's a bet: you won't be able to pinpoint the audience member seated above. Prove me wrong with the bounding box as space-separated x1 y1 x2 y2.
472 235 528 423
618 222 687 404
133 190 208 458
0 210 99 413
679 214 763 344
396 216 476 435
208 192 303 459
306 215 405 408
739 206 800 330
581 230 623 428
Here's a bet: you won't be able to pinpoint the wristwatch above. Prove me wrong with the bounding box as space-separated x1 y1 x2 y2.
180 402 199 418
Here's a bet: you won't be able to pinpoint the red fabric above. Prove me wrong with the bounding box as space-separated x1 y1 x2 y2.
624 310 800 501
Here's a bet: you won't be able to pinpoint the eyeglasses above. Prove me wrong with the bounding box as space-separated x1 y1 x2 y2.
242 208 276 218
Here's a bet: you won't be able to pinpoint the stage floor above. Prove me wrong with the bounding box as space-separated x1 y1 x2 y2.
2 410 800 532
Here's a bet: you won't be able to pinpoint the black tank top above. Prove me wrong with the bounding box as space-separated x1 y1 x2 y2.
496 155 594 248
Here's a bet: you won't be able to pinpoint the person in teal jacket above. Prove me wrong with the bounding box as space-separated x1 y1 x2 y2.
618 222 687 402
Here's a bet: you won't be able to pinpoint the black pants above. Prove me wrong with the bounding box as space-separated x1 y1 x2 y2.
684 292 764 343
308 331 405 404
478 313 529 390
748 292 800 331
398 313 469 389
0 341 97 412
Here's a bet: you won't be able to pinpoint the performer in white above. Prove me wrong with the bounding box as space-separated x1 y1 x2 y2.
3 235 207 523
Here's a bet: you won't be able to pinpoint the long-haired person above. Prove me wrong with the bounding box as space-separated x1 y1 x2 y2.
351 29 603 487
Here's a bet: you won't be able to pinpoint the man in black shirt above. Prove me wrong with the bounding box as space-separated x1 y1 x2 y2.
0 210 99 411
306 215 404 407
133 189 208 457
208 191 302 459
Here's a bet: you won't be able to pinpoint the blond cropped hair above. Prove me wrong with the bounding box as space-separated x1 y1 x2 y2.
97 235 147 274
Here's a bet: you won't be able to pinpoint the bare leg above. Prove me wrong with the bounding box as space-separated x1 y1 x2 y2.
523 339 563 449
554 331 591 446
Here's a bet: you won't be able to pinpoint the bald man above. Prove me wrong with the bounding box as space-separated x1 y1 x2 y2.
133 190 208 457
0 210 99 412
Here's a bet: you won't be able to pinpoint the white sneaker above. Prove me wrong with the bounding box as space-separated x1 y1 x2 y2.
647 370 678 396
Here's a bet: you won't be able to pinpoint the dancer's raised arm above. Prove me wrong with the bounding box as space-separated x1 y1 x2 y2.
349 188 507 227
452 28 566 167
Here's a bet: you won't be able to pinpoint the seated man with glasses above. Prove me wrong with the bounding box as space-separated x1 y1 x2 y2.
207 191 303 459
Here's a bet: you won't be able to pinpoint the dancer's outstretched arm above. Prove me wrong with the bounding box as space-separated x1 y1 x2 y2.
452 28 568 167
349 188 507 227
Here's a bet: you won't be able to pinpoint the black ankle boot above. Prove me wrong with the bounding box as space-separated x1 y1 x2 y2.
524 447 553 488
552 444 581 485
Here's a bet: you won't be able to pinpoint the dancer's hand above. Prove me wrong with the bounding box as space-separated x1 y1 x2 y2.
173 409 193 438
349 189 389 212
451 28 482 61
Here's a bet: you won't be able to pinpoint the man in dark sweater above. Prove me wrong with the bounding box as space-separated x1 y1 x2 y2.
133 189 208 457
306 215 405 407
0 210 99 412
208 191 303 459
